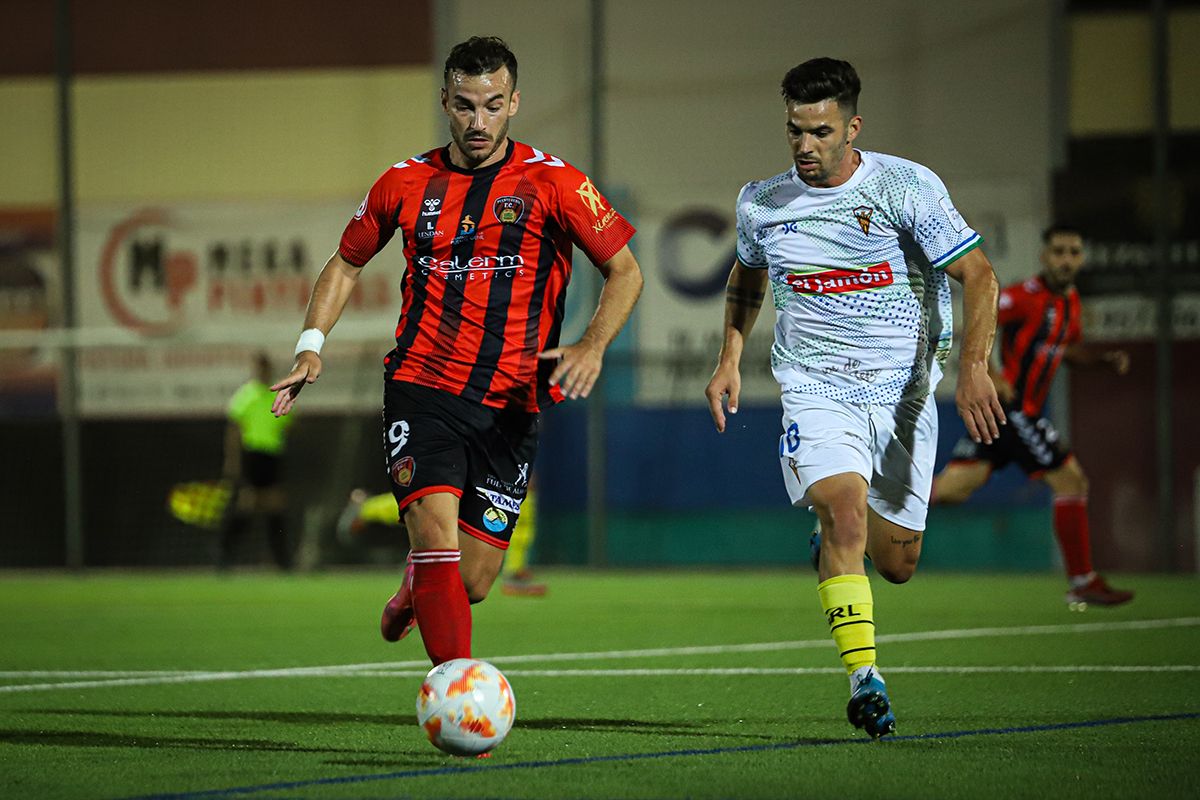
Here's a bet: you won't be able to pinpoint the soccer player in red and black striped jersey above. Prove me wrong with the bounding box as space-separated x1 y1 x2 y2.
931 225 1133 607
270 37 643 664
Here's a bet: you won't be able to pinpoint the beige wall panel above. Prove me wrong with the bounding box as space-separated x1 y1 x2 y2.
1171 10 1200 130
0 79 58 206
1070 13 1151 136
1070 10 1200 135
72 67 435 203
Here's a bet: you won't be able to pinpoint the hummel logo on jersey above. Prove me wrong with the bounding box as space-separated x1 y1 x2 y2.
576 178 606 217
853 206 873 236
393 155 430 169
424 198 441 210
523 148 565 167
786 262 895 295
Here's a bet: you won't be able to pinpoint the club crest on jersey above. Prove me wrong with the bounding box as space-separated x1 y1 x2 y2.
786 262 894 295
493 195 525 224
853 206 873 236
391 456 415 487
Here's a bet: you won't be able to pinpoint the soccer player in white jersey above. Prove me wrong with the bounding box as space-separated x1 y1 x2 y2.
705 58 1006 738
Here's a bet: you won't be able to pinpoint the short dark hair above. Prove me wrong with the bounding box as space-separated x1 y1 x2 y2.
780 58 861 115
444 36 518 87
1042 224 1082 243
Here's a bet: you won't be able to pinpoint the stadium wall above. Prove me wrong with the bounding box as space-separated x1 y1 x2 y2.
3 1 1194 570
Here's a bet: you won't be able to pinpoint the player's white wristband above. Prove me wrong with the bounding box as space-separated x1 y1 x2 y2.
294 328 325 356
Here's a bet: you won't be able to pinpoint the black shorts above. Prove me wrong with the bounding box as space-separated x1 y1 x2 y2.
382 379 538 549
241 450 281 488
949 408 1072 476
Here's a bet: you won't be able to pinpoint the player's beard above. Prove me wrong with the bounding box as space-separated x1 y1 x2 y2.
454 118 510 168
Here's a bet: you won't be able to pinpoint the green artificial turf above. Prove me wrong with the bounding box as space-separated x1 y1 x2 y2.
1 570 1197 799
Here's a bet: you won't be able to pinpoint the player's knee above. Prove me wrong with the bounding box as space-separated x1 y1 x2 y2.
458 562 497 604
813 498 867 546
876 560 916 585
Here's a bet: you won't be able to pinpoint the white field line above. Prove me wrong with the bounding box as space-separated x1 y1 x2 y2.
2 616 1198 695
341 665 1200 678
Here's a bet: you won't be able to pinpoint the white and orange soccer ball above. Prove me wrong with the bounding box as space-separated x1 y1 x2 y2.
416 658 516 756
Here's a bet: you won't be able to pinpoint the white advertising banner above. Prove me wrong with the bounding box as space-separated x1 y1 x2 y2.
75 201 402 416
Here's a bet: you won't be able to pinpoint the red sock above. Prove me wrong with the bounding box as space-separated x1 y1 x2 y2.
410 549 471 665
1052 496 1094 579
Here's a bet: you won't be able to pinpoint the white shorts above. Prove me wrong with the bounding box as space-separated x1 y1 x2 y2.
778 391 938 531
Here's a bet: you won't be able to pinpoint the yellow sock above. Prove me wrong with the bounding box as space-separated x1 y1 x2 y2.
817 574 876 675
503 486 537 576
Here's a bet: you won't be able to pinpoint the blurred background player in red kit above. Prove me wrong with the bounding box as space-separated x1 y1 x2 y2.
931 225 1133 607
270 36 641 665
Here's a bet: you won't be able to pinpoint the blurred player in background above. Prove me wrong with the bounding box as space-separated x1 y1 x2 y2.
706 58 1003 738
931 225 1133 607
337 482 547 596
271 37 640 665
219 352 295 571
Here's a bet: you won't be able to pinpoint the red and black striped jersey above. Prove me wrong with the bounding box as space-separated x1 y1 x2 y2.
997 276 1082 417
339 140 635 412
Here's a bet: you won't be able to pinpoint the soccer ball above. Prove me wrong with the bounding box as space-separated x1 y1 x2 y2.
416 658 516 756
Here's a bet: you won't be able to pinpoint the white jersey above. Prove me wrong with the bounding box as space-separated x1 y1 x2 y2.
736 150 981 403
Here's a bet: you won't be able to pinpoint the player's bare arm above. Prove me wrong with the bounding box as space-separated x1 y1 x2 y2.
538 244 643 400
945 247 1005 444
986 361 1015 404
271 252 363 416
705 261 767 433
1064 343 1131 375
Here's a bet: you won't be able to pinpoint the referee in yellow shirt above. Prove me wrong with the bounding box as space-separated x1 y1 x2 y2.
219 353 295 570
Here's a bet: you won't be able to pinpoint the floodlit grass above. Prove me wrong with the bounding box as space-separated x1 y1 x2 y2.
1 570 1198 799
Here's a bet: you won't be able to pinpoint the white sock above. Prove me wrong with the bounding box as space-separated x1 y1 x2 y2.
850 664 883 690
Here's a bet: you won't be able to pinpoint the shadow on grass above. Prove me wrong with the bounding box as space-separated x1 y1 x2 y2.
27 708 413 726
26 710 777 740
0 728 374 754
516 717 778 740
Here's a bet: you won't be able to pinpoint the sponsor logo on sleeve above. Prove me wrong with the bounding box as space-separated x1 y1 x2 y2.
575 178 621 233
576 178 607 217
938 195 969 232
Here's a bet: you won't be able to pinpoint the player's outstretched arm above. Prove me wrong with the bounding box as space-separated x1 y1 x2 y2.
945 248 1005 444
705 261 767 433
271 252 363 416
539 244 643 400
1065 343 1131 375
